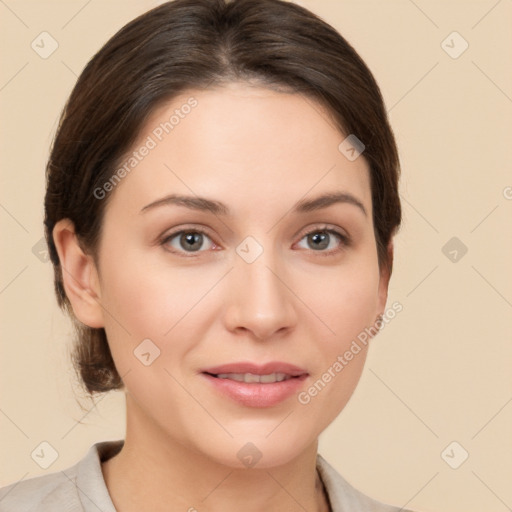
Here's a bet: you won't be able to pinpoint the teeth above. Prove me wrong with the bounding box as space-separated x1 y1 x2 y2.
215 372 290 383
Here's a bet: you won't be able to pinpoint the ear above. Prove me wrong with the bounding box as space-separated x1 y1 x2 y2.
52 219 105 328
377 240 394 316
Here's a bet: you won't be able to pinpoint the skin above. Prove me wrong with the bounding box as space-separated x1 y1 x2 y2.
53 82 392 512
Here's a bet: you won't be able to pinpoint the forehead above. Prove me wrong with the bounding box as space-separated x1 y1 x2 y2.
108 83 372 219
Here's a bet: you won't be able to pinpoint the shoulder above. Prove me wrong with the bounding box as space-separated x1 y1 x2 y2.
0 440 123 512
317 454 417 512
0 464 80 512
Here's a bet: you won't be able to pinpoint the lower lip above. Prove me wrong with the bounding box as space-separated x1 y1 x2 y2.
202 373 308 408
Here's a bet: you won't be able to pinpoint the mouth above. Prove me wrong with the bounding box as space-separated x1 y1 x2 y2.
206 372 299 383
200 362 309 407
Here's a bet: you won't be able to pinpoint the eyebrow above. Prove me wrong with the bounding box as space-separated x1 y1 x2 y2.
140 191 367 217
295 192 367 216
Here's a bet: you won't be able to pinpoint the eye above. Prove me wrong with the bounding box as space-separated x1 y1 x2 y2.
162 229 217 254
295 227 349 254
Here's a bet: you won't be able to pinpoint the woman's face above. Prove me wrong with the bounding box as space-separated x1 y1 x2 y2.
92 82 390 468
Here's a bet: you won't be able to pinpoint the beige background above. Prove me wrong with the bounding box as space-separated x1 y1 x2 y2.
1 1 511 511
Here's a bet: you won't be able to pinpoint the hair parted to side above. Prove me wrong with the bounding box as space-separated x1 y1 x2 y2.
44 0 402 396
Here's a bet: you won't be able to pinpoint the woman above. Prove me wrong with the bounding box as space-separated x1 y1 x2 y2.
0 0 412 510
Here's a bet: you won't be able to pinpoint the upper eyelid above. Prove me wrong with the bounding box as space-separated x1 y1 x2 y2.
161 224 216 241
294 223 348 240
161 223 347 241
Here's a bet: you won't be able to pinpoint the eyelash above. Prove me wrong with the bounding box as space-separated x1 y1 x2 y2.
160 224 350 258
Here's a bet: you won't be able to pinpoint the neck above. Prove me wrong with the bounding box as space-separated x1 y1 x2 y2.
101 397 330 512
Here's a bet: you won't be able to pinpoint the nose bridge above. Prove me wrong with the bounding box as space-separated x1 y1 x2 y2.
239 255 283 304
224 238 297 338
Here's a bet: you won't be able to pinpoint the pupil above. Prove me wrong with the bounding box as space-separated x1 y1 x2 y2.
181 232 203 251
309 232 329 250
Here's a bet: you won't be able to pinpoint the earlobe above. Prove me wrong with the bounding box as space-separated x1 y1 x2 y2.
52 219 105 329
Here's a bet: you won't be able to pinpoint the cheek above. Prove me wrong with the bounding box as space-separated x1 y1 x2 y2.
294 258 379 412
100 245 222 331
300 255 381 343
97 246 224 374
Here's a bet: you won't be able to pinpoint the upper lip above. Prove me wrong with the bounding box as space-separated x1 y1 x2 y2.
202 362 308 377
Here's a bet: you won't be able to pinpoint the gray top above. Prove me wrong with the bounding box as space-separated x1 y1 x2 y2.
0 440 414 511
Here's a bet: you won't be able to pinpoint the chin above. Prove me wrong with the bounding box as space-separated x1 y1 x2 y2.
194 425 318 470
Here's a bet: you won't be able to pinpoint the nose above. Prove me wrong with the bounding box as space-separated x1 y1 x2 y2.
223 251 298 340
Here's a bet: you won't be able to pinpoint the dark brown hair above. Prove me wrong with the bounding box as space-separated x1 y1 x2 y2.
44 0 401 396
